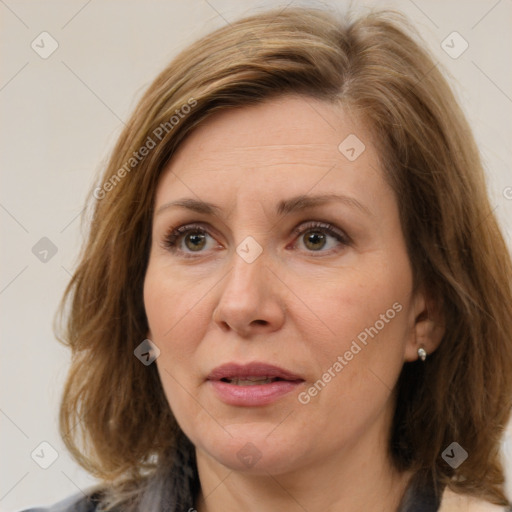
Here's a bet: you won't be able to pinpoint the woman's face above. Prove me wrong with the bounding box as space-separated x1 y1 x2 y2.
144 95 424 475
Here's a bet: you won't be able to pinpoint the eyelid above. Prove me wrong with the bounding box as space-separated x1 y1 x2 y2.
160 222 219 257
162 223 208 246
290 220 351 246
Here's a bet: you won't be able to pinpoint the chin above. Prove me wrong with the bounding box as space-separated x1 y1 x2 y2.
193 425 304 475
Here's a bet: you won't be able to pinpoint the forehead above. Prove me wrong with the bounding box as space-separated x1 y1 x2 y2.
155 95 384 209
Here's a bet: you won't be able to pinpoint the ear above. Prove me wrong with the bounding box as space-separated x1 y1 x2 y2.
404 289 445 362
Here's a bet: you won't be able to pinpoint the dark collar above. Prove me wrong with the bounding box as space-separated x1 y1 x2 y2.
397 474 443 512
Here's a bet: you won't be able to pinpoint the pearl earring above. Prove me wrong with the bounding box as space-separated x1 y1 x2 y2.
418 346 427 362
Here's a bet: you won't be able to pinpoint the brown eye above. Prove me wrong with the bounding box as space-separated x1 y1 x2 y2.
163 224 216 256
184 231 207 251
292 221 350 255
303 231 327 251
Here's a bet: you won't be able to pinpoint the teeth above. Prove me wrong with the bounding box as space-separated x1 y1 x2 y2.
228 377 278 386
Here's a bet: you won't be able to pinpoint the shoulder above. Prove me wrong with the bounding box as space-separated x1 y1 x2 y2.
17 489 105 512
439 487 511 512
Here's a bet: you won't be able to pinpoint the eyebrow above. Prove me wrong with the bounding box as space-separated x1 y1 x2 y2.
156 193 372 217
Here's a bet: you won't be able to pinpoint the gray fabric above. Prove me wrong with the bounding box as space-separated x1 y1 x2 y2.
18 489 101 512
18 472 512 512
17 461 447 512
20 478 441 512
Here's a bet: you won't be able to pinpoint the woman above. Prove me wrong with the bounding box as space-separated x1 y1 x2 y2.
23 6 512 512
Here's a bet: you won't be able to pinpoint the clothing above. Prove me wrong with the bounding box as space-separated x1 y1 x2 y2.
17 486 510 512
18 490 102 512
396 472 442 511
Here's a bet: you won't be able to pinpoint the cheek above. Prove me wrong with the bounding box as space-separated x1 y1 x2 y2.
299 265 412 392
293 298 409 442
144 268 209 426
307 270 408 341
143 266 207 367
145 261 196 333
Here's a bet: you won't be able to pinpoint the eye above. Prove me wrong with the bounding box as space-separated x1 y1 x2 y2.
161 220 350 258
291 221 350 254
162 223 220 257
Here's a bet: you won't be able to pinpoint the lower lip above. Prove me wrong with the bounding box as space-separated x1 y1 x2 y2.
208 379 304 406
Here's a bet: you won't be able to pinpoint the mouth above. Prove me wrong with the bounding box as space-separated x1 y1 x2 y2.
207 362 305 406
219 376 292 386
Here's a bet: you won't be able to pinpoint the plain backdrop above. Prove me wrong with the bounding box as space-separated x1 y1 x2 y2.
1 0 511 510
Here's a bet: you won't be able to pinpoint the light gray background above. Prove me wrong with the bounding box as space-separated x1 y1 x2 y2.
1 0 511 510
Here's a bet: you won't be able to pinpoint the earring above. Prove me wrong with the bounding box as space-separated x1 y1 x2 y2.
417 346 427 362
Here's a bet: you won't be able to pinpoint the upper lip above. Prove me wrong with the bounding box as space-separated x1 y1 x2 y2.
207 362 304 381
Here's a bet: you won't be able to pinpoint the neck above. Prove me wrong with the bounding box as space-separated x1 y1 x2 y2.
194 427 412 512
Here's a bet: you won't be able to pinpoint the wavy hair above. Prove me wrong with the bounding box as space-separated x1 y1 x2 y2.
56 6 512 510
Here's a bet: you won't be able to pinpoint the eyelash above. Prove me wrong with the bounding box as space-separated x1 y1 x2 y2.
161 221 351 258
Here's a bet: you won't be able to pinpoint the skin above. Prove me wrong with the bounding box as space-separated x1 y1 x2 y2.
143 95 443 512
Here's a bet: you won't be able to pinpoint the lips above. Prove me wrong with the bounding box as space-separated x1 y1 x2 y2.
207 362 304 383
207 362 305 406
222 377 278 386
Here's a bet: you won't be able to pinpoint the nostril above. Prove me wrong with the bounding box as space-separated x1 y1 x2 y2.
253 319 268 326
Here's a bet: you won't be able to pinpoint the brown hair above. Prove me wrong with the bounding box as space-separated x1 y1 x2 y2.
56 6 512 509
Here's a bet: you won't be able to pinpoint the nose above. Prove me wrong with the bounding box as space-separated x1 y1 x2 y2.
212 249 286 338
